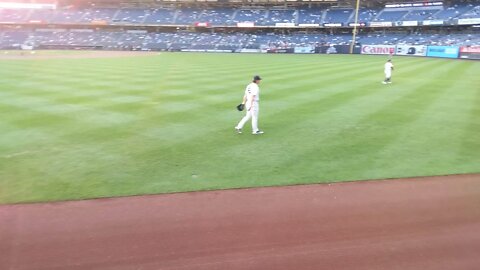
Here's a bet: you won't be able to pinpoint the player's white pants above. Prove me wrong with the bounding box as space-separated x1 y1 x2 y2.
385 71 392 79
236 103 259 132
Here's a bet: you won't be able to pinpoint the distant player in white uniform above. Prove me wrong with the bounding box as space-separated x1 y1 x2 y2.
383 59 394 84
235 75 264 135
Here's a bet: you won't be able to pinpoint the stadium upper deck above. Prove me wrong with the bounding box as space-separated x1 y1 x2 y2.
0 2 479 26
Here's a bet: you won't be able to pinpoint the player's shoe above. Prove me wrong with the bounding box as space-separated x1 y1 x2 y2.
387 81 392 84
235 127 242 134
382 81 387 84
252 130 264 135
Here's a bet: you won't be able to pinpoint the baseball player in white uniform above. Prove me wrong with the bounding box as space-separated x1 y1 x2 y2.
383 59 394 84
235 75 264 135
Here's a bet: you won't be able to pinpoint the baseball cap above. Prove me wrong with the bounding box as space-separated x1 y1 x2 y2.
253 75 262 81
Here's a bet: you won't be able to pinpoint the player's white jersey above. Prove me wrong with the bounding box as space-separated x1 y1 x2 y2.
245 82 260 103
384 62 394 73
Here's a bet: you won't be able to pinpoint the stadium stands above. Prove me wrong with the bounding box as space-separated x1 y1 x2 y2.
174 8 202 25
434 4 471 20
113 9 147 24
374 9 409 22
80 8 117 23
0 8 30 23
200 8 234 25
2 28 478 51
324 8 353 24
143 8 176 25
232 9 267 25
459 4 480 18
1 3 479 25
402 8 443 21
348 9 378 23
0 2 479 51
298 8 323 25
265 9 297 25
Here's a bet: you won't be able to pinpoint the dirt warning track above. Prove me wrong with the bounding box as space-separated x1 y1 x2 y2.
1 174 480 270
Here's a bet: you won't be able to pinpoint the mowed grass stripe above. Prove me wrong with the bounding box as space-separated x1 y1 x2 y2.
370 61 480 176
245 59 467 183
230 59 454 182
263 56 442 123
94 58 400 146
1 53 479 203
459 92 480 162
0 55 464 147
0 56 436 155
344 60 471 179
114 58 453 186
453 60 480 171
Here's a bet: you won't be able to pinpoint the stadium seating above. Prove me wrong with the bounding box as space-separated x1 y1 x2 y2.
402 8 442 21
298 8 324 25
1 3 480 25
1 2 479 51
459 4 480 18
113 9 148 24
4 29 477 51
324 8 353 24
0 8 30 23
373 10 409 21
175 8 203 25
265 9 297 25
348 9 378 23
143 8 176 25
200 8 234 25
80 8 117 23
232 9 267 25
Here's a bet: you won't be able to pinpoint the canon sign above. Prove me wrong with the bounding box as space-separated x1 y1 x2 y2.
361 45 395 55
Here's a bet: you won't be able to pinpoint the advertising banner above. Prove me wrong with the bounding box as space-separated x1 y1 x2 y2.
323 23 343 27
459 46 480 60
275 23 295 27
395 45 427 56
361 45 395 55
266 48 294 54
237 22 254 27
21 44 34 50
298 23 319 27
386 2 442 8
426 46 459 58
237 49 262 53
91 20 108 25
422 20 444 25
316 45 360 54
181 49 233 53
294 46 315 54
194 22 210 27
369 21 393 27
348 22 366 27
397 21 418 26
457 18 480 25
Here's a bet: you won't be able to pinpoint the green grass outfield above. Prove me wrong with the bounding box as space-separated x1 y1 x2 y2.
1 51 479 204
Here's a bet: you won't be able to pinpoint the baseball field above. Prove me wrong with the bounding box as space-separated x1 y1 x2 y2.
1 51 479 204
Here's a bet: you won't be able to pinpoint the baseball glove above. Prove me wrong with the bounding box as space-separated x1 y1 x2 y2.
236 104 245 111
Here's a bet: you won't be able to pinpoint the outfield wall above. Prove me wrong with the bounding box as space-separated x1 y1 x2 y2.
256 44 477 60
459 46 480 60
395 45 427 57
355 45 479 60
426 46 460 58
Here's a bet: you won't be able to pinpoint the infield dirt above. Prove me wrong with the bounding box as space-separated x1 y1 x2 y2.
1 174 480 270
